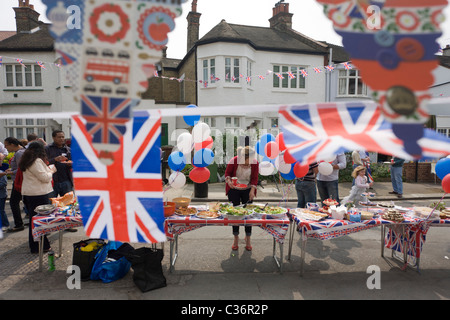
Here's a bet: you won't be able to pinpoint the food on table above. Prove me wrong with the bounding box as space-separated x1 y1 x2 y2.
196 211 221 219
50 191 75 207
208 202 221 212
360 211 375 220
219 204 251 216
377 201 395 208
294 209 328 221
173 197 191 208
440 209 450 219
263 206 287 215
359 201 377 206
175 206 197 216
323 198 339 206
382 209 404 222
413 206 439 219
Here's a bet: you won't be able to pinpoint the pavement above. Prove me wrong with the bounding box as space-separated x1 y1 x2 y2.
0 180 449 302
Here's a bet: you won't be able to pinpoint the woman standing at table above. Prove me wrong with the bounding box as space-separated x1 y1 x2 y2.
19 141 57 254
225 146 258 251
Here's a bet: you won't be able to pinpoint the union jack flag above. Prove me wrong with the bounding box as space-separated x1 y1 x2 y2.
258 75 265 80
246 76 251 83
279 102 450 164
287 71 296 79
343 62 352 70
276 73 284 80
313 67 322 73
300 69 308 78
325 65 335 71
81 95 133 146
71 110 166 243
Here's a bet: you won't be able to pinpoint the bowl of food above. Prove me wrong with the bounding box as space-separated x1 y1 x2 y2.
163 202 176 217
35 204 57 216
172 197 191 208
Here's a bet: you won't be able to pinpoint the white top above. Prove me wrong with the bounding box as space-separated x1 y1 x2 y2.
22 158 54 196
236 165 251 185
317 153 347 182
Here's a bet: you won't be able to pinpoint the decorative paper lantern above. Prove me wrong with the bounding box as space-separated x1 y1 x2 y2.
168 171 186 189
293 162 309 178
264 141 280 160
183 104 201 127
189 167 210 184
192 122 211 144
318 162 333 176
193 148 215 168
176 132 193 154
168 151 186 172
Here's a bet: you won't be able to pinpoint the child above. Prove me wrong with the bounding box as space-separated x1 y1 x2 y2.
0 170 9 232
342 166 373 207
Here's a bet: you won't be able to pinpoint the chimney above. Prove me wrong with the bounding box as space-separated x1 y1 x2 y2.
14 0 40 33
269 1 293 30
187 0 201 52
444 45 450 57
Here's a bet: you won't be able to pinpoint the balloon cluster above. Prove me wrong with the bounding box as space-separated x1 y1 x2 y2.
167 105 215 189
256 132 336 180
435 156 450 194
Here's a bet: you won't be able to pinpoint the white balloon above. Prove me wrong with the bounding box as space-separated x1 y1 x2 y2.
168 171 186 189
177 132 193 154
275 156 292 174
192 122 211 144
259 161 275 176
318 162 333 176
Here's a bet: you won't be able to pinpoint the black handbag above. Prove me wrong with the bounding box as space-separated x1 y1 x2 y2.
125 247 166 292
72 239 106 281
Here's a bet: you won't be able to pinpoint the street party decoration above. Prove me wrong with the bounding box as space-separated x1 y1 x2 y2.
42 0 187 162
279 101 450 165
435 157 450 180
168 151 186 172
183 104 201 127
316 0 449 157
189 167 210 184
293 162 309 178
71 109 166 244
168 171 186 190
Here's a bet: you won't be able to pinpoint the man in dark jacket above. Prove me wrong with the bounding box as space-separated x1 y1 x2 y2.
45 130 73 198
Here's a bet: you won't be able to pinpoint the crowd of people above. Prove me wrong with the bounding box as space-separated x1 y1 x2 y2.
0 130 73 254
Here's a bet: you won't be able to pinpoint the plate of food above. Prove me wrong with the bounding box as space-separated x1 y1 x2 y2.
219 204 252 219
35 204 57 216
323 198 339 206
359 201 377 206
195 210 222 219
263 206 288 218
234 183 248 190
377 201 395 208
293 208 328 221
175 206 198 216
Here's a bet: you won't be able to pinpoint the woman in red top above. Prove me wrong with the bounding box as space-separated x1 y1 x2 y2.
224 146 258 251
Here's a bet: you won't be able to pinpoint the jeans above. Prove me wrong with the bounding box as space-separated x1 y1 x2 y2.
0 197 9 228
52 180 73 198
10 185 24 228
317 180 340 205
227 188 252 236
391 166 403 195
295 180 317 208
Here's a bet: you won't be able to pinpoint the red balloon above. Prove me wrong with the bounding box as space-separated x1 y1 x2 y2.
276 132 286 152
442 173 450 193
189 167 210 183
264 141 279 159
293 162 309 178
194 136 213 151
283 149 297 164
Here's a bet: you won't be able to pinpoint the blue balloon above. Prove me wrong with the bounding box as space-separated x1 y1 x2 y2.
280 165 296 180
168 151 186 172
435 158 450 180
183 104 201 127
193 149 215 168
256 133 276 156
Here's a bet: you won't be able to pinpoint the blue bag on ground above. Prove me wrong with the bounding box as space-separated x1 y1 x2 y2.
90 241 132 283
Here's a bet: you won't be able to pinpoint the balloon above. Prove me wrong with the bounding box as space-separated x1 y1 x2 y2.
194 136 213 151
280 165 296 180
168 151 186 172
276 132 286 151
435 158 450 180
264 141 279 159
189 167 210 184
276 155 292 174
183 104 201 126
442 173 450 193
283 149 297 164
192 122 211 144
293 162 309 178
193 148 215 168
318 162 333 176
259 161 275 176
168 171 186 189
256 133 276 156
176 132 193 154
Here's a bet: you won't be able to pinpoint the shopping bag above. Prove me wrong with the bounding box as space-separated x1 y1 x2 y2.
90 241 131 283
72 239 106 281
125 247 166 292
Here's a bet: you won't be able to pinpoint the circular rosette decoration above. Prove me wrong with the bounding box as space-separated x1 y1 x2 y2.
89 3 131 44
137 7 177 51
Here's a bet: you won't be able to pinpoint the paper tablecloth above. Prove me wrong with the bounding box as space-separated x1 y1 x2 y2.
32 214 84 241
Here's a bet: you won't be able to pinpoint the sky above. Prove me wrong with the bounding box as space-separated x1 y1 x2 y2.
0 0 449 60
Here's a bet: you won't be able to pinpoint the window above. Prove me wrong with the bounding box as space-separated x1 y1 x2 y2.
437 128 450 137
273 65 306 89
5 64 42 88
225 57 240 83
202 117 216 128
246 60 252 86
5 118 46 140
225 117 240 128
271 118 278 128
338 69 367 96
202 58 216 85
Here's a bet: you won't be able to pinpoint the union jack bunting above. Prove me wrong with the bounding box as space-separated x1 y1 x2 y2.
343 62 352 70
300 69 308 78
81 95 133 146
287 71 296 79
279 102 450 164
276 73 284 79
246 76 251 83
258 75 265 80
71 110 166 243
325 65 335 71
313 67 322 73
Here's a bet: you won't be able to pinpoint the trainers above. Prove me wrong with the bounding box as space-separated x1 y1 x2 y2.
10 226 24 232
397 194 403 198
388 191 398 194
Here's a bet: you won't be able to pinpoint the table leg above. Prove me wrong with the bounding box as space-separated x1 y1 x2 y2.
58 231 63 257
300 232 307 277
287 222 295 261
272 238 283 274
169 234 178 273
381 225 385 258
38 236 44 272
